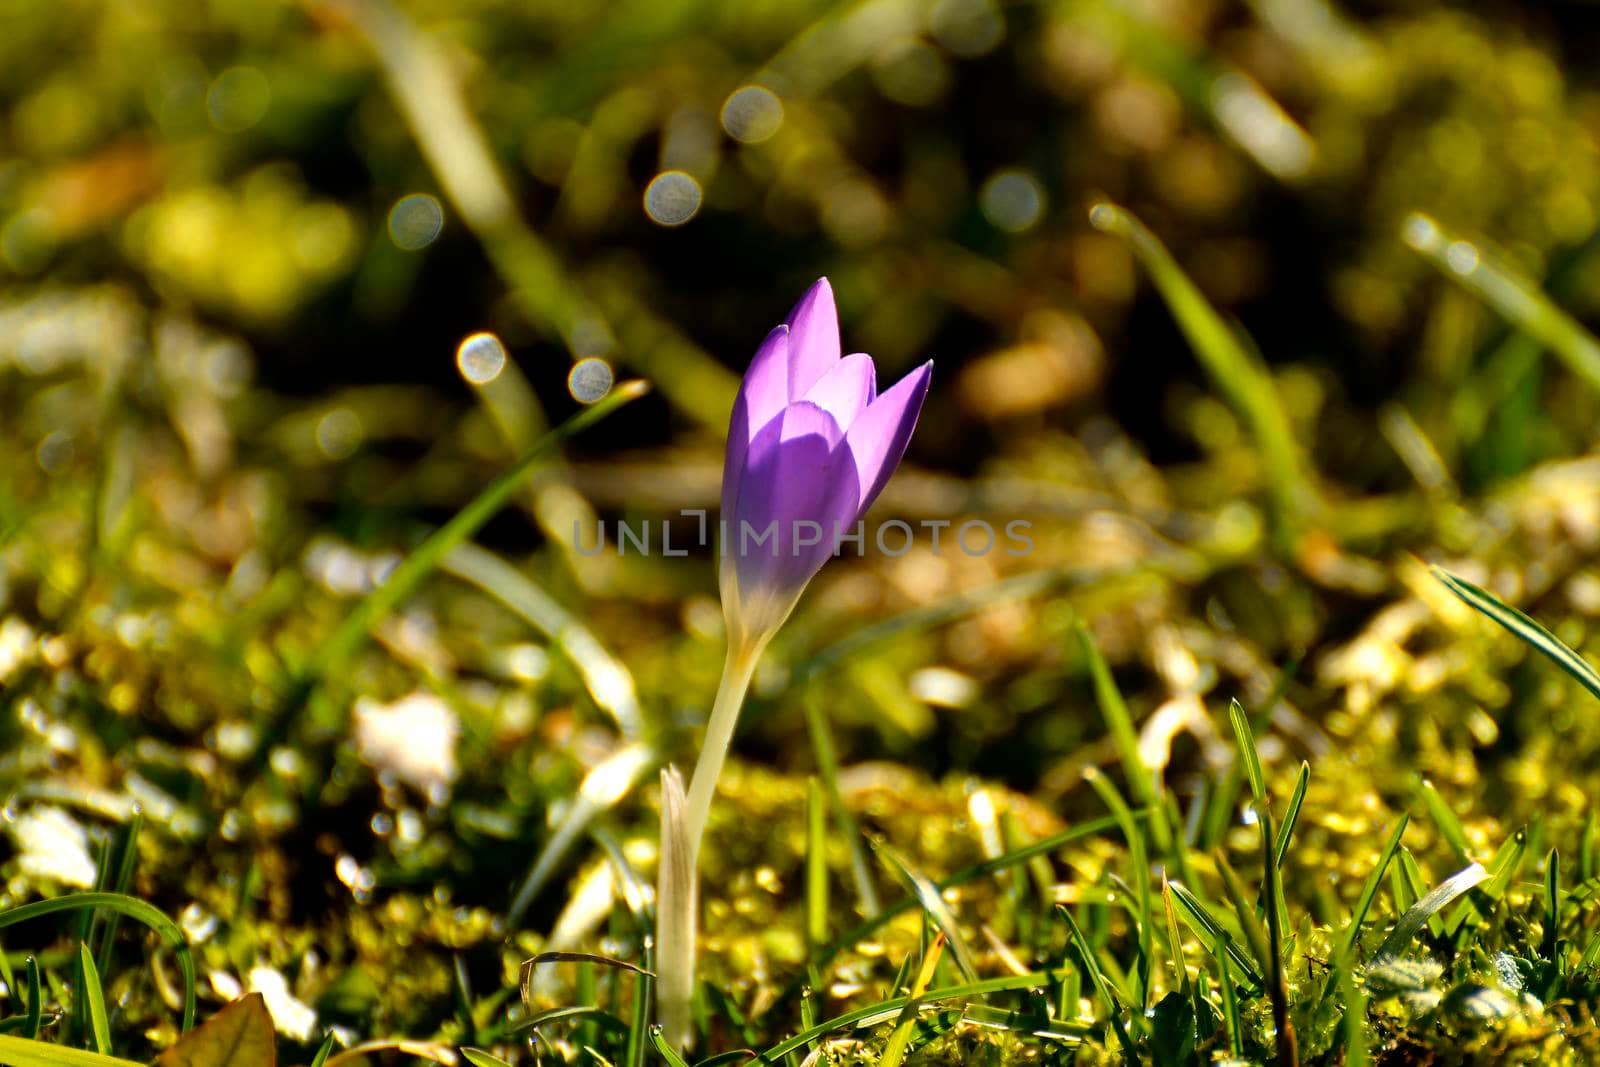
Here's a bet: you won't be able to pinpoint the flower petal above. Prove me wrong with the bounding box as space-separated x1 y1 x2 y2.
729 401 860 615
722 325 791 527
844 360 932 515
801 352 876 432
784 278 841 400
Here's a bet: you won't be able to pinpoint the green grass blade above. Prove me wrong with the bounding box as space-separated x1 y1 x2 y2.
311 380 649 682
1403 213 1600 395
1445 827 1528 937
1161 879 1190 995
461 1051 513 1067
94 813 142 983
1374 863 1488 962
805 778 829 958
1228 699 1266 805
1089 201 1318 531
1166 881 1264 988
309 1031 337 1067
0 1038 143 1067
877 933 944 1067
803 689 880 916
1084 767 1152 1008
773 814 1126 1012
1216 936 1244 1058
24 956 41 1040
1336 952 1370 1067
1272 762 1309 869
506 741 656 928
625 960 653 1067
647 1026 691 1067
440 542 643 738
1055 906 1140 1067
761 970 1069 1062
1544 849 1561 963
1340 814 1409 958
1213 853 1273 984
1417 778 1472 866
1077 623 1173 856
1433 566 1600 704
0 893 194 1031
873 842 979 983
1255 812 1299 1067
78 945 111 1056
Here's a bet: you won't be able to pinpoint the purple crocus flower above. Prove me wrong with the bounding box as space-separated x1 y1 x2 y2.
658 278 930 1050
719 278 932 647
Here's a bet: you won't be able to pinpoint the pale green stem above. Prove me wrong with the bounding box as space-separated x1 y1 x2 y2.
655 634 765 1049
681 637 765 866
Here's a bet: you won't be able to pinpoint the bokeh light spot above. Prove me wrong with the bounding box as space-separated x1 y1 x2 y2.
456 332 507 385
316 408 362 460
388 194 444 251
644 171 702 226
872 40 951 107
1445 240 1481 275
568 358 614 404
931 0 1005 57
207 67 271 133
980 169 1046 233
721 86 784 143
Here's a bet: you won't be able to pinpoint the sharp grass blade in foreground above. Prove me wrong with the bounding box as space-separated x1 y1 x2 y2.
873 842 980 983
1432 566 1600 703
877 932 946 1067
0 1038 144 1067
1228 698 1267 805
1089 200 1319 533
1055 906 1140 1067
1341 814 1410 958
1084 767 1152 1007
1403 214 1600 395
0 893 195 1031
1445 827 1527 937
310 1031 337 1067
1255 812 1299 1067
1216 934 1244 1058
648 1026 692 1067
1161 879 1189 994
1166 881 1264 988
769 814 1126 1015
1273 761 1309 869
95 812 143 982
24 956 41 1040
1374 863 1489 962
78 945 111 1056
1543 848 1562 963
760 970 1069 1063
1077 623 1173 855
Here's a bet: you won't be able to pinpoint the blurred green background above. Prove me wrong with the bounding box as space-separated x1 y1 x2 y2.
9 0 1600 1054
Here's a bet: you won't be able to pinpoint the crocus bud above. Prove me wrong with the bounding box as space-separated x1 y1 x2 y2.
719 278 932 651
